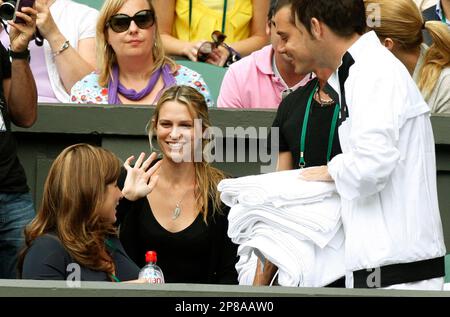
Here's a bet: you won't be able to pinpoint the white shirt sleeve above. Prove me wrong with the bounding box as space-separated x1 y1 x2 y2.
77 6 99 40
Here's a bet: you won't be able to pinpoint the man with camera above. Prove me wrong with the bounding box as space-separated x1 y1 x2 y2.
0 3 38 278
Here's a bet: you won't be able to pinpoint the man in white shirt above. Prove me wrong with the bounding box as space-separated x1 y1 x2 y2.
288 0 446 290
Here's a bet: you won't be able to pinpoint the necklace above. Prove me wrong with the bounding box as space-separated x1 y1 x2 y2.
315 87 335 107
299 81 340 168
172 187 193 220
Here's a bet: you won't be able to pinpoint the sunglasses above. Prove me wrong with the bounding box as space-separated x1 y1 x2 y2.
107 9 155 33
197 31 227 62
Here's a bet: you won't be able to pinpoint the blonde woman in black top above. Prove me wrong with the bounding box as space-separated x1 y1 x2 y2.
118 85 238 284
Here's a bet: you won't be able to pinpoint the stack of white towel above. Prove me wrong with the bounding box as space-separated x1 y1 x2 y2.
218 169 346 287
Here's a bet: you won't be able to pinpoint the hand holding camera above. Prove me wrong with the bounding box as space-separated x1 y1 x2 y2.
0 0 35 23
0 1 37 53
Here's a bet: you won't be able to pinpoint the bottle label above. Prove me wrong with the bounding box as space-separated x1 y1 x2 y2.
139 267 164 284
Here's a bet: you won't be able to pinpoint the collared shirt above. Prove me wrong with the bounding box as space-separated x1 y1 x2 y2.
218 45 311 108
272 54 310 100
326 31 446 273
436 0 450 26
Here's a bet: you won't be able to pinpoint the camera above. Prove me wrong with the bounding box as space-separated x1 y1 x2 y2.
0 0 35 23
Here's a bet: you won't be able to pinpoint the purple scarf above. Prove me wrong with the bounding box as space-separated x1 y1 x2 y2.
107 64 177 105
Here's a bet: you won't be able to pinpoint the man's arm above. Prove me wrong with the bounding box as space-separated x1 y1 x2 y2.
252 257 278 286
6 8 37 128
7 58 37 128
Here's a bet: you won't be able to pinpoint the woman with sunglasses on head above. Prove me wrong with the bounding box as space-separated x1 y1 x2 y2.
19 144 158 282
0 0 98 103
117 85 238 284
70 0 214 107
153 0 270 67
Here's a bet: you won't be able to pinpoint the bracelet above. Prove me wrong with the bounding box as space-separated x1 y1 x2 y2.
222 44 241 67
52 40 70 57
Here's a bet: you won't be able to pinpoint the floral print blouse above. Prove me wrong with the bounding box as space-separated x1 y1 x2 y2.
70 64 214 107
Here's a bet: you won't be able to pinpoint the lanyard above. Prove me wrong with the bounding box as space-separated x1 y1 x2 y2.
111 273 120 282
105 238 121 282
189 0 228 36
299 82 340 168
442 10 447 24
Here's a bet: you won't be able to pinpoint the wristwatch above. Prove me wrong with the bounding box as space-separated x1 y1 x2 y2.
9 48 31 62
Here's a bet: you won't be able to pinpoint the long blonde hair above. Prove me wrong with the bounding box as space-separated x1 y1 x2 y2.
148 85 225 222
365 0 450 99
418 21 450 99
96 0 176 87
18 144 121 279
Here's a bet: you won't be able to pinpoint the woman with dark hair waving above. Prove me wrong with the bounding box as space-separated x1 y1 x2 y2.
118 85 238 284
19 144 159 282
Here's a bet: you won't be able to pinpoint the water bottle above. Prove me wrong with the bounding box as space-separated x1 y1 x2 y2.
138 251 165 284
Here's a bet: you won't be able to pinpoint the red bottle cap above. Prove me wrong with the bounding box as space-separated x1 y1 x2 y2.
145 251 157 263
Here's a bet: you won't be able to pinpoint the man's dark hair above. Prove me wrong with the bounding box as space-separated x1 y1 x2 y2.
291 0 366 37
268 0 292 21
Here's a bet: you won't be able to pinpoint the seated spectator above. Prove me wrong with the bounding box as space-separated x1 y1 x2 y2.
118 85 238 284
272 68 342 171
422 0 449 44
153 0 269 66
0 0 98 103
19 144 149 282
70 0 214 107
218 0 311 109
366 0 450 113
